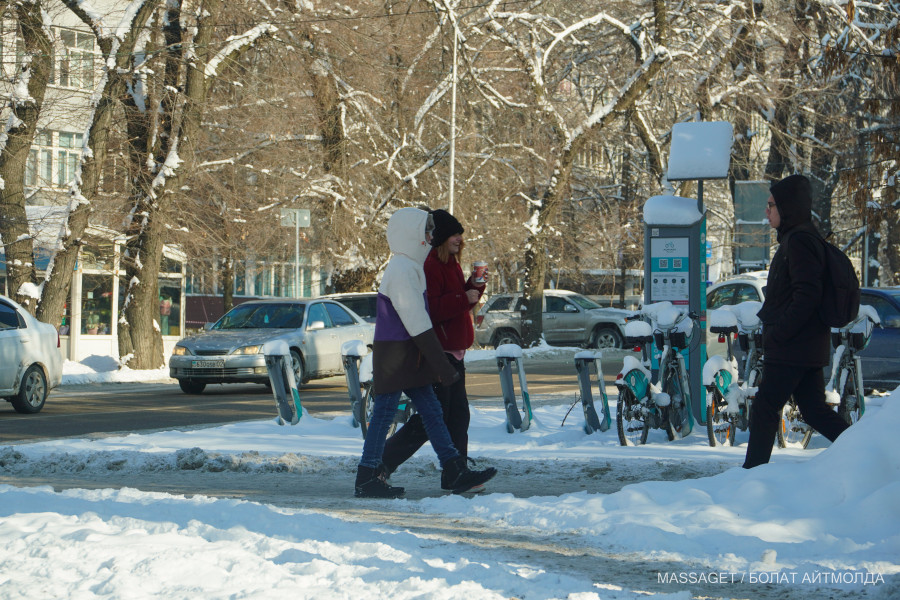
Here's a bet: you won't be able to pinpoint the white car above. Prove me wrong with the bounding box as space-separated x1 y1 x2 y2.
705 271 768 309
0 294 63 413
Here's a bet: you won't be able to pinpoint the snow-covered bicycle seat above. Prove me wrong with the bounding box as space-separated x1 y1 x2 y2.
708 308 738 335
730 301 762 332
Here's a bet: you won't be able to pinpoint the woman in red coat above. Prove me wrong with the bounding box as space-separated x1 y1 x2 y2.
381 209 488 490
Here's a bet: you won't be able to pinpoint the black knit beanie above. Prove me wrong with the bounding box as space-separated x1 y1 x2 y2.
430 209 464 247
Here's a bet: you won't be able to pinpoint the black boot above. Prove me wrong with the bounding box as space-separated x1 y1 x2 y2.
355 466 405 498
440 456 497 494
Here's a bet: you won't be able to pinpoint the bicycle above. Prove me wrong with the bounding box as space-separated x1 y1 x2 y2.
827 305 880 425
702 302 762 446
341 341 413 440
615 301 698 446
776 305 879 448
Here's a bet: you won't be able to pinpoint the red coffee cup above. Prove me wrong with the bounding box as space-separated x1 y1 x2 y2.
473 261 488 284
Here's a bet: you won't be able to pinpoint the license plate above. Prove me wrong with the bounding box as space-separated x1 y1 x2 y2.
192 360 224 368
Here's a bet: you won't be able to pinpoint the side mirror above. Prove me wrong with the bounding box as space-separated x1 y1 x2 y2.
307 320 326 331
564 304 578 313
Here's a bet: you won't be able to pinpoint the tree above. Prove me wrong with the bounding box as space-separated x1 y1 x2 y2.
0 0 53 311
471 1 671 345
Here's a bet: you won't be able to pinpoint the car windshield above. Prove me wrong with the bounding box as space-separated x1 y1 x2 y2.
213 303 305 330
566 294 602 310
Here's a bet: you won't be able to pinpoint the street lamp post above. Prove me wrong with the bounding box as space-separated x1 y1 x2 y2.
280 208 311 297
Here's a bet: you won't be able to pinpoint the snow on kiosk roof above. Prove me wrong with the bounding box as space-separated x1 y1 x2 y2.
666 121 733 181
643 195 703 226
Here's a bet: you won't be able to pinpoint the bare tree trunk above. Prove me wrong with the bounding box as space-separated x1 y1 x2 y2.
885 207 900 286
119 1 220 369
222 253 234 313
0 1 53 313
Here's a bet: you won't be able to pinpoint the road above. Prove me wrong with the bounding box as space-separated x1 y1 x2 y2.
0 350 629 444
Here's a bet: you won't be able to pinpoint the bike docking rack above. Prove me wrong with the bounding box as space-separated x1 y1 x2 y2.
614 302 699 445
702 308 746 446
825 304 880 423
496 344 533 433
262 339 302 425
341 340 369 430
573 350 611 434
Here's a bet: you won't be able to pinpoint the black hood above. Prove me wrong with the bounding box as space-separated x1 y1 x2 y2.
770 174 812 240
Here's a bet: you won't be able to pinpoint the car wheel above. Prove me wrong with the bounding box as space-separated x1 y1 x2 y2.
10 365 47 414
492 329 522 349
591 327 624 349
178 379 206 394
290 349 306 385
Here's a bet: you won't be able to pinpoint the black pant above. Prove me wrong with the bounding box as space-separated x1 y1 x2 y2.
382 354 470 472
743 362 849 468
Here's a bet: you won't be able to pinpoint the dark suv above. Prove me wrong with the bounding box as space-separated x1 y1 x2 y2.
321 292 377 323
474 290 628 349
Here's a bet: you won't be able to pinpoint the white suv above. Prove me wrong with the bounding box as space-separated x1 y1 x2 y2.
706 271 768 309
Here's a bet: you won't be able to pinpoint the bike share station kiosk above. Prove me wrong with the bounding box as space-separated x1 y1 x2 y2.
644 121 733 432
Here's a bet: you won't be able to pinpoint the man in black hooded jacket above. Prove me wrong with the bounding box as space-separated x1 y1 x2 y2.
743 174 850 468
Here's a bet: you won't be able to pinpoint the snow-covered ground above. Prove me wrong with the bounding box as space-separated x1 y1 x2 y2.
1 348 898 599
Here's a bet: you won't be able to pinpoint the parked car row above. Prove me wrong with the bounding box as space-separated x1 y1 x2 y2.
167 283 900 395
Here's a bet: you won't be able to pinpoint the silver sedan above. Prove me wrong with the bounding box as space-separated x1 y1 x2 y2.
169 298 374 394
0 294 63 413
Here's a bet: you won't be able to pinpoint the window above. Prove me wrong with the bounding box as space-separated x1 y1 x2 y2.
861 294 900 329
325 303 356 327
707 285 735 309
277 306 304 328
24 130 82 189
58 29 95 89
306 303 330 328
82 274 112 335
735 284 761 303
546 296 571 313
0 301 20 329
24 131 54 187
488 296 513 311
158 278 181 336
58 132 83 186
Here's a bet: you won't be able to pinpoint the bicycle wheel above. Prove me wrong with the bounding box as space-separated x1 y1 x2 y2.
360 385 406 440
616 387 649 446
776 396 813 449
660 367 681 441
706 390 735 447
837 368 863 426
359 384 373 439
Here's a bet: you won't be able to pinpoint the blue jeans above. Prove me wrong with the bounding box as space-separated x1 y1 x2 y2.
359 384 460 469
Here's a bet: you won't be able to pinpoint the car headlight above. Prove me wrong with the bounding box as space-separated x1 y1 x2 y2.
233 345 263 355
172 345 191 356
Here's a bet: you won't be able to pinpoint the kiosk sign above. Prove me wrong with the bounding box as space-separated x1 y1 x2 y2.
650 237 690 304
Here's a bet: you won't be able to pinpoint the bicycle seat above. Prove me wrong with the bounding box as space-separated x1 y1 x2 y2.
732 301 762 332
624 320 654 345
708 308 738 335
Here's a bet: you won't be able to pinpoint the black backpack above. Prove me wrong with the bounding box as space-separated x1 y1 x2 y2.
785 230 860 328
